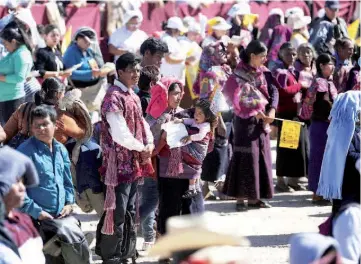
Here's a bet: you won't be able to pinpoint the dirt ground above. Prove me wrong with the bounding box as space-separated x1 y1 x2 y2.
74 140 331 264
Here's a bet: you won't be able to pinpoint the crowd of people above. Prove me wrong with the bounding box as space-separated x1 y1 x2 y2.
0 0 360 263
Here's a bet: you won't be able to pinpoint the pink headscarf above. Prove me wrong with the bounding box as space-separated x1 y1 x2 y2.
146 76 184 119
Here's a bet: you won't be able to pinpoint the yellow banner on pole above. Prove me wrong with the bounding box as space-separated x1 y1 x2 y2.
279 120 301 149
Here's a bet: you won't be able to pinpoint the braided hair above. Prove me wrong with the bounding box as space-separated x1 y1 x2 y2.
195 99 217 134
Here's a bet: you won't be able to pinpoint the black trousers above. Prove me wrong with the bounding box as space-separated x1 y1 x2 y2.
158 177 204 235
95 181 138 263
0 97 25 125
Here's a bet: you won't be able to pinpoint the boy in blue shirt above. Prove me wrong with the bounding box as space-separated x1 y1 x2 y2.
17 105 91 264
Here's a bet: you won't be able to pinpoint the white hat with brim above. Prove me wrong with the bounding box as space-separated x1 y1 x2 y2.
212 18 232 31
287 13 311 30
227 3 251 17
123 9 143 26
167 16 188 33
148 212 250 259
285 7 304 18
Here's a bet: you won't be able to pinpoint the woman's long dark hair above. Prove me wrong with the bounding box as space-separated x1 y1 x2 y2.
44 24 61 52
316 53 334 77
1 18 33 53
34 77 65 106
240 40 267 64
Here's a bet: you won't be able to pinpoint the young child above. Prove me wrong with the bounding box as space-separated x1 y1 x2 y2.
157 99 217 198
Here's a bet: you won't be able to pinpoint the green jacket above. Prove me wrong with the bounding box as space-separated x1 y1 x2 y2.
0 45 33 102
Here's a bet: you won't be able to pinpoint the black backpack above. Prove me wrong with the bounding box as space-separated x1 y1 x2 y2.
121 211 138 263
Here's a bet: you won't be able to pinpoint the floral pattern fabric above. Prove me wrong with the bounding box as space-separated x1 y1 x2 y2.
300 77 338 121
100 85 153 184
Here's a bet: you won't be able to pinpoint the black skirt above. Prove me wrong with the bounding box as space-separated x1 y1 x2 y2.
276 113 309 178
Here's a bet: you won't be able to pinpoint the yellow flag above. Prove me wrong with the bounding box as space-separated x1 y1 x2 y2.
185 62 199 100
348 19 359 41
61 26 72 54
279 120 301 149
243 14 258 28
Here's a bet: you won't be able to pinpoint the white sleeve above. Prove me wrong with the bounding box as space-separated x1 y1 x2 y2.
183 118 193 125
0 243 23 264
106 112 145 152
143 117 154 145
332 206 361 262
108 30 119 47
190 123 210 142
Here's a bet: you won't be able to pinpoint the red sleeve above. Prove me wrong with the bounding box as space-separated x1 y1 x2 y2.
282 83 302 95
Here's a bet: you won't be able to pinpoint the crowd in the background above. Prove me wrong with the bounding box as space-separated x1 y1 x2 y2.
0 0 360 264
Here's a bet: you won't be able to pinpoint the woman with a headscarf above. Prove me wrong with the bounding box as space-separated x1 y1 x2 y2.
108 9 148 62
160 17 190 84
259 8 284 48
222 40 278 211
145 77 205 238
63 27 110 120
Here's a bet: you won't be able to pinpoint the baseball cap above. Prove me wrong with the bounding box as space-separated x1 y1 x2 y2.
325 0 340 10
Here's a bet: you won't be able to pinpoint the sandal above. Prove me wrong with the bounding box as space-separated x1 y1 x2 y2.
236 202 248 212
182 189 198 199
248 201 272 209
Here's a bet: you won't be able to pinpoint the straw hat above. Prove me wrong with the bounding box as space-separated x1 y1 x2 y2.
148 212 250 259
188 246 248 264
287 13 311 30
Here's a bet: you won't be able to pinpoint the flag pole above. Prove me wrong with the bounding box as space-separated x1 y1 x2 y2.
272 118 305 126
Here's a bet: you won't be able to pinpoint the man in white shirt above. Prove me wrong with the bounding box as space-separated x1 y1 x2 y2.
108 9 148 63
96 52 154 264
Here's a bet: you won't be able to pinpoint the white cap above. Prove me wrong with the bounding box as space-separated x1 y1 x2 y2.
211 17 232 31
287 13 311 30
227 3 251 17
167 16 187 33
285 7 304 18
123 9 143 25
